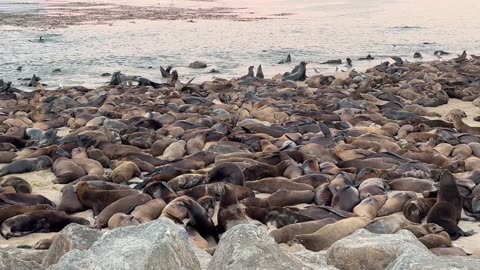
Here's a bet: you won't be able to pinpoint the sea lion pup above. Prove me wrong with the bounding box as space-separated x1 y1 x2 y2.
160 195 190 222
94 193 152 228
358 178 388 200
143 181 178 202
0 204 53 225
268 218 337 244
131 198 166 223
52 157 86 184
74 181 139 216
1 210 89 239
353 195 387 220
418 231 452 249
71 148 104 176
427 171 475 240
242 160 291 181
34 238 54 250
401 223 444 238
206 162 244 186
403 197 436 223
0 155 52 177
86 148 112 168
377 191 417 216
331 185 360 212
109 161 141 184
0 176 31 194
181 197 219 242
365 215 410 234
451 113 480 135
245 178 313 193
291 217 371 251
217 185 249 233
386 177 436 193
197 196 215 217
108 213 141 229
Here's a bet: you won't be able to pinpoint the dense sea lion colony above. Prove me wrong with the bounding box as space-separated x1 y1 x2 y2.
0 53 479 255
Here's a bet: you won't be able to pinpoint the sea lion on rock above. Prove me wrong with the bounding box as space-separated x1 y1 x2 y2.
291 217 371 251
418 231 452 249
131 198 166 223
0 176 31 194
0 156 52 177
402 223 444 238
1 210 89 239
95 193 151 228
427 171 475 240
109 162 141 184
108 213 141 229
268 218 337 244
366 215 410 234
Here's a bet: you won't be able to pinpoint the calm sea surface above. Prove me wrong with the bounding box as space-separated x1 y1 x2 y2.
0 0 479 89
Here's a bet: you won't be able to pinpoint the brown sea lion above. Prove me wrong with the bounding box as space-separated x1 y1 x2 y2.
94 193 152 228
242 160 291 181
314 183 335 206
160 195 190 222
180 183 254 201
52 157 86 184
268 218 337 244
217 184 249 232
143 181 178 202
352 195 387 220
167 174 206 191
74 181 139 215
387 177 436 193
331 185 360 212
197 196 215 217
366 215 411 234
434 143 454 157
245 178 313 193
358 178 388 200
0 151 17 163
182 197 218 242
291 174 329 188
0 156 52 177
403 197 436 223
430 247 470 256
71 148 104 176
56 185 87 214
87 148 112 168
451 144 472 160
108 213 141 229
377 191 417 216
97 142 143 160
418 231 452 249
109 162 141 184
402 223 444 238
0 204 53 225
291 217 371 251
1 210 89 239
131 198 166 223
427 171 475 240
34 238 54 250
451 113 480 135
267 189 315 207
0 176 32 194
207 162 245 186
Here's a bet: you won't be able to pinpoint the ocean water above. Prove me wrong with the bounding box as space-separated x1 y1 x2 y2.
0 0 479 89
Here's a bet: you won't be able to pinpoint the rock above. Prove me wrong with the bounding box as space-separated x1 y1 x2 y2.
284 245 338 270
52 218 200 270
387 253 480 270
0 248 47 264
0 252 45 270
473 97 480 107
192 246 212 270
42 223 102 266
208 224 311 270
189 61 207 69
326 229 430 270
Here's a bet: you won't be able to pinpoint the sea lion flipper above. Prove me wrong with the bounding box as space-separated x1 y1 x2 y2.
462 229 476 237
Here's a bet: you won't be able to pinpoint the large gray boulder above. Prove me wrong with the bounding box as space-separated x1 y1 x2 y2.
51 218 200 270
387 253 480 269
0 248 47 265
0 252 45 270
326 229 431 270
208 224 312 270
43 223 102 266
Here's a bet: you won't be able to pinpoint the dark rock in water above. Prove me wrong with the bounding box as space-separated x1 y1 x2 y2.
321 59 342 64
189 61 207 69
52 218 201 270
413 52 423 58
42 223 102 267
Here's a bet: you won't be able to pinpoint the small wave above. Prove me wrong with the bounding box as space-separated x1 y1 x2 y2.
388 26 423 29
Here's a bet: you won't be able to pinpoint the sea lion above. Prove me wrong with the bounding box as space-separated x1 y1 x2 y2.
0 204 53 225
182 197 218 242
0 156 52 177
52 157 86 184
377 191 416 216
162 140 186 161
207 162 244 186
57 185 87 214
0 151 17 163
314 183 335 206
434 143 454 156
34 238 54 250
0 193 55 207
217 184 249 232
167 174 205 191
71 148 104 176
401 223 444 238
278 54 291 64
197 195 215 217
403 197 436 223
386 177 436 193
245 178 313 193
160 195 190 222
87 148 112 168
143 181 178 202
430 247 469 256
131 198 166 223
242 160 291 181
256 65 264 79
451 144 472 160
1 210 89 239
109 161 141 184
268 218 337 244
427 171 475 240
331 185 360 212
451 113 480 135
267 189 315 207
94 193 152 228
180 183 253 201
418 231 452 249
74 181 139 215
358 178 388 199
0 176 32 194
352 195 387 220
108 213 141 229
291 217 371 251
366 215 410 234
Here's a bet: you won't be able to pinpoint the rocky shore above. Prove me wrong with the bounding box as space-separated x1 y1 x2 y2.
0 55 480 269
